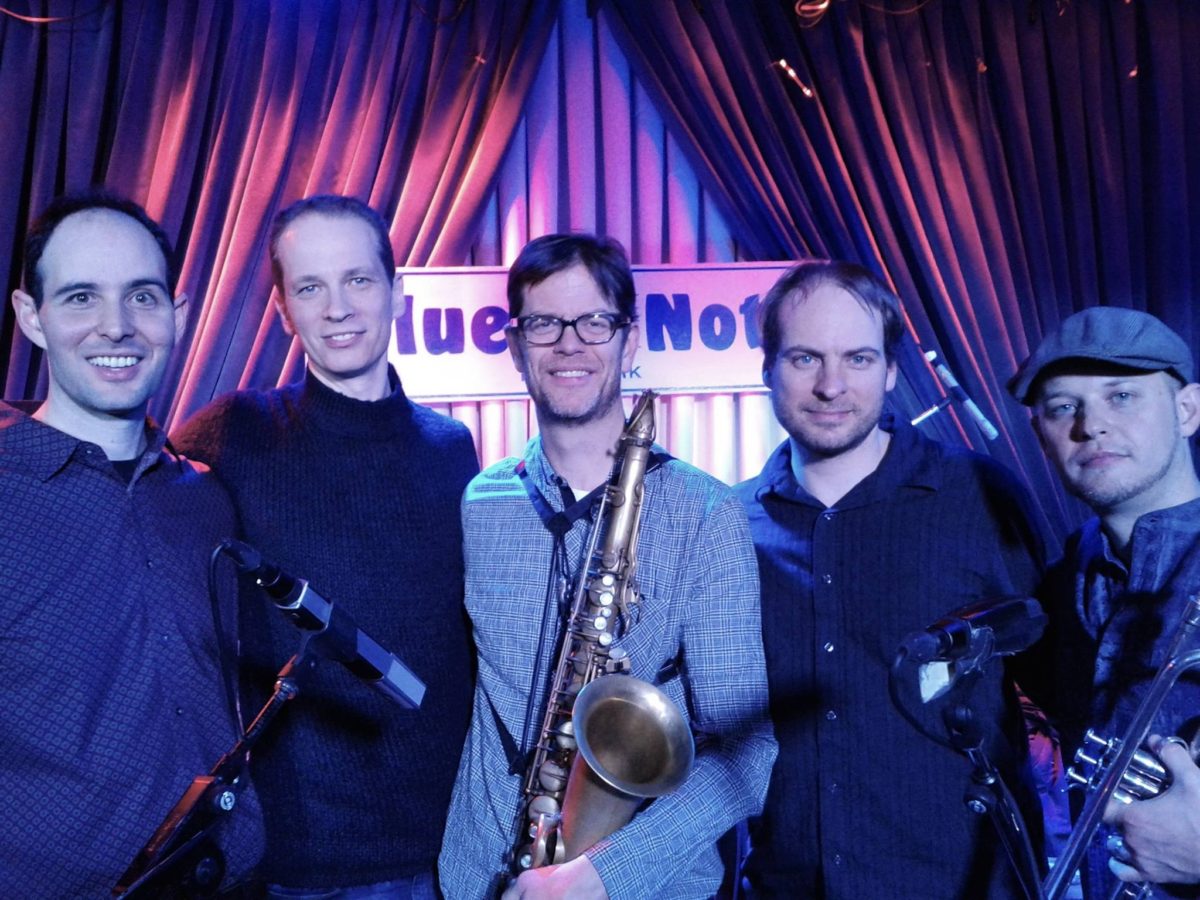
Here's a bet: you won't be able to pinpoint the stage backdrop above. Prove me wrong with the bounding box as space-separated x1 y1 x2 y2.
7 0 1199 541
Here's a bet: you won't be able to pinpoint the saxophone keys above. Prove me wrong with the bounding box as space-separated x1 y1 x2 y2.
527 794 561 819
554 719 577 751
538 760 569 793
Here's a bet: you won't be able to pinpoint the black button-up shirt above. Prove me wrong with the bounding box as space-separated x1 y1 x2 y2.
735 415 1045 899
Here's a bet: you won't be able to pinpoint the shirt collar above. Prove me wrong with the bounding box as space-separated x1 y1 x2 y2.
0 401 167 482
1083 495 1200 577
296 365 414 439
750 412 942 506
520 435 574 510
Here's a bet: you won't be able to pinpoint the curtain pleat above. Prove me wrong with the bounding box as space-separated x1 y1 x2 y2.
0 0 561 429
599 0 1200 538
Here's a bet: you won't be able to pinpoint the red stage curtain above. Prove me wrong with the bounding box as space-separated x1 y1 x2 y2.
0 0 560 427
601 0 1200 539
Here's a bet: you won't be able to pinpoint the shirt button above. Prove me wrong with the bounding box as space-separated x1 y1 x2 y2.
175 707 184 716
821 574 833 585
823 641 835 653
829 781 840 794
822 510 836 521
825 709 838 721
832 853 844 866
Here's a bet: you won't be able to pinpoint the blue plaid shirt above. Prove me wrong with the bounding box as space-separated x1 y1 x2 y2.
1036 497 1200 899
439 437 776 899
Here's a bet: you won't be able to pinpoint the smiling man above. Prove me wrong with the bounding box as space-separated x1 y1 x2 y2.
734 260 1046 899
1009 307 1200 899
438 233 776 900
174 195 479 899
2 192 263 897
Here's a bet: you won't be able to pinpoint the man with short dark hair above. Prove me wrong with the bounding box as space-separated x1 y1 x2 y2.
438 233 776 900
735 260 1046 898
174 194 479 899
2 191 263 897
1010 307 1200 898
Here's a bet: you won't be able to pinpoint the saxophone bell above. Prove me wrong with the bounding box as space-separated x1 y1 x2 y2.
559 675 695 858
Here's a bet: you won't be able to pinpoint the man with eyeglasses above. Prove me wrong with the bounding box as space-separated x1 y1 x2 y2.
438 233 776 900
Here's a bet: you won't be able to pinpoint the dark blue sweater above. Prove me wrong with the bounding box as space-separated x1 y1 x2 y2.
173 369 479 889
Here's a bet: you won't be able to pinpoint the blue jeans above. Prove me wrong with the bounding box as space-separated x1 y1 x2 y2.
265 870 438 900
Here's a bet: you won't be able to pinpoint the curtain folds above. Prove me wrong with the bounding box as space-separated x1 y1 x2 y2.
0 0 561 426
601 0 1200 539
5 0 1200 532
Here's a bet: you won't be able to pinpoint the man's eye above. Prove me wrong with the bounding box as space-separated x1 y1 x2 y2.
1045 402 1076 419
849 354 871 367
789 354 814 367
349 276 370 287
1111 391 1134 404
295 284 319 296
129 291 158 307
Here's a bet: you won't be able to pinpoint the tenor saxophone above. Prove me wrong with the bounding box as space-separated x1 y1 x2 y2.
510 390 694 875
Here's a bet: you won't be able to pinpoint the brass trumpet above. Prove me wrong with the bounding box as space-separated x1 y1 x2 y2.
1043 595 1200 900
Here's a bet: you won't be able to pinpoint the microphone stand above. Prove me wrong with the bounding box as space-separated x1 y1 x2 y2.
114 643 317 898
940 665 1046 900
890 640 1046 900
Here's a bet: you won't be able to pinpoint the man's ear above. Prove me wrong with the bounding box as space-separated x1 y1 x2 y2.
1176 382 1200 439
762 364 773 389
1030 412 1048 450
274 294 296 337
885 358 898 392
172 293 190 337
506 327 525 374
620 321 640 373
12 290 47 350
391 272 406 320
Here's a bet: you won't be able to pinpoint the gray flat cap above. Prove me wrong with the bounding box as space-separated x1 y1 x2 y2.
1008 307 1194 405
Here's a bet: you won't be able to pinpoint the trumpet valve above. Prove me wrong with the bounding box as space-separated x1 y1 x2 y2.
1065 767 1094 791
1065 729 1172 801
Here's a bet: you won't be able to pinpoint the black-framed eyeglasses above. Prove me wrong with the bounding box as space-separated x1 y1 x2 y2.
510 312 631 346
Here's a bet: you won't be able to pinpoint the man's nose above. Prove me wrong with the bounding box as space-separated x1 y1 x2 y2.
1072 405 1110 440
554 320 586 352
813 363 846 398
325 286 353 320
96 299 135 341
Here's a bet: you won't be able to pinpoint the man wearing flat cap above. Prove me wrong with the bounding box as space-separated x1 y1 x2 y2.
1010 307 1200 899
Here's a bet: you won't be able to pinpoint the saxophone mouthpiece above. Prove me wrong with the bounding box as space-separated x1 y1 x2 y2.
625 390 657 444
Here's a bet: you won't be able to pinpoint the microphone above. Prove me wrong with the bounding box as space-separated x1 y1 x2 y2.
220 540 425 709
902 596 1047 665
924 350 1000 441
